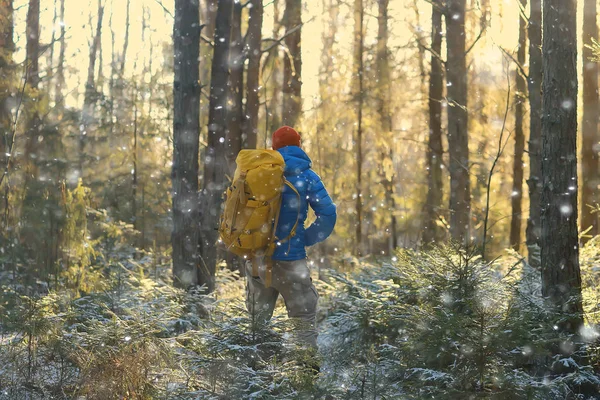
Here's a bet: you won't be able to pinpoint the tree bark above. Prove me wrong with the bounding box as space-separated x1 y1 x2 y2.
445 0 470 243
199 0 233 293
24 0 40 178
510 0 527 252
55 0 65 107
204 0 218 40
282 0 302 127
80 0 104 176
131 83 138 230
0 0 14 227
201 0 217 102
540 0 583 332
422 0 444 246
226 1 243 171
112 0 130 123
223 3 243 273
268 0 282 136
120 0 130 78
26 0 39 89
172 0 201 289
244 0 263 149
47 0 57 96
353 0 364 255
526 0 542 270
0 0 14 172
581 0 599 243
376 0 397 252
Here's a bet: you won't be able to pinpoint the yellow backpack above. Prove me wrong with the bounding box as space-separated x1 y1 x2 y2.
219 150 299 286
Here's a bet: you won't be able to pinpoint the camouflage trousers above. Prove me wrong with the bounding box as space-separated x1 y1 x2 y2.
245 258 319 348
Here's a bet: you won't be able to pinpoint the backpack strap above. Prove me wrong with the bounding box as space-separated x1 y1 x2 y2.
262 193 283 287
279 179 302 243
222 171 248 236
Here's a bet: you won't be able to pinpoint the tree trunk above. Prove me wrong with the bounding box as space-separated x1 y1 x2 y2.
47 0 57 96
376 0 397 252
581 0 599 243
80 0 104 176
0 0 14 226
26 0 39 89
201 0 218 103
172 0 201 289
131 84 138 230
204 0 218 40
54 0 65 107
422 0 444 246
312 0 339 261
120 0 130 78
282 0 302 127
445 0 470 244
0 0 14 169
244 0 263 149
353 0 364 255
526 0 542 270
223 2 243 273
318 0 337 125
109 4 116 142
112 0 130 127
199 0 233 293
226 1 243 171
268 0 282 136
510 0 527 252
540 0 583 332
24 0 40 179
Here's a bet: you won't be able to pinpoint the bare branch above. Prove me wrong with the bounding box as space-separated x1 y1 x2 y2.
416 39 446 65
516 0 529 24
201 35 214 47
482 63 513 258
465 25 485 55
261 21 303 53
500 46 529 81
153 0 173 19
0 63 29 189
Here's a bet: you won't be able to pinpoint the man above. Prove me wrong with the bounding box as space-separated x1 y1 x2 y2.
246 126 337 349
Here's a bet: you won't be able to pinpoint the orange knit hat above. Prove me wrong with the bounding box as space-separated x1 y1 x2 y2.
272 126 301 150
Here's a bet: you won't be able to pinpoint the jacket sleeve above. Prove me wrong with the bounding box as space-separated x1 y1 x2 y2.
305 170 337 247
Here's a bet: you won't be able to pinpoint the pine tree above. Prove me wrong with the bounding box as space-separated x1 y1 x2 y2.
376 0 397 252
54 0 65 107
445 0 470 243
80 0 104 176
0 0 14 215
353 0 365 255
244 0 263 149
282 0 302 127
540 0 583 332
226 1 243 172
422 0 444 246
199 0 233 293
24 0 41 178
172 0 201 289
581 0 599 242
526 0 542 270
510 0 527 252
268 0 283 136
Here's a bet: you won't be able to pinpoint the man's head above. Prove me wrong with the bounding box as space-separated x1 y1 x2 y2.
272 126 301 150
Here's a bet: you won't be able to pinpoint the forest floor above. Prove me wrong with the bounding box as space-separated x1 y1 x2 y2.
1 243 600 399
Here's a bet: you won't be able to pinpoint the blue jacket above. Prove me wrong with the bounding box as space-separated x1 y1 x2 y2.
272 146 337 261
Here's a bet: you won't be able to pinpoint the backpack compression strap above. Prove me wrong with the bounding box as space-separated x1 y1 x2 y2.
222 171 248 237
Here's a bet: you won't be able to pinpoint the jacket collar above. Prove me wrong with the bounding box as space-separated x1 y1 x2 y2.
277 146 312 174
